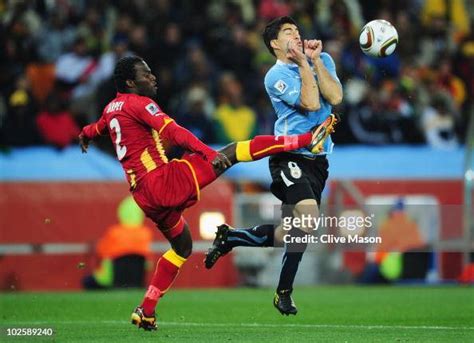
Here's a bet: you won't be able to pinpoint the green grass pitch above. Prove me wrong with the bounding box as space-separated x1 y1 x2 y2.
1 286 473 342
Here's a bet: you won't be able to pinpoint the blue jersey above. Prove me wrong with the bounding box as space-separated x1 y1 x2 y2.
264 52 340 156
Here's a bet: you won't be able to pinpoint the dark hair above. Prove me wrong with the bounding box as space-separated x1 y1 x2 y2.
113 56 144 93
262 16 298 57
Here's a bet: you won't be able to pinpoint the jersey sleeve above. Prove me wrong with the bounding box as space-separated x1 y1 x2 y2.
264 68 301 107
160 121 217 161
131 98 172 132
133 97 217 161
80 114 107 139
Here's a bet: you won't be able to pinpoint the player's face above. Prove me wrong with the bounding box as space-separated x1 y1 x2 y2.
133 61 158 98
276 23 302 53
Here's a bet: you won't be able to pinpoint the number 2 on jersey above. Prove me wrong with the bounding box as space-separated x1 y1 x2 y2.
109 118 127 160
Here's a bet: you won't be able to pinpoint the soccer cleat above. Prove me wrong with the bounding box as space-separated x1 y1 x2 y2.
273 289 298 316
204 224 232 269
307 113 339 154
131 306 157 331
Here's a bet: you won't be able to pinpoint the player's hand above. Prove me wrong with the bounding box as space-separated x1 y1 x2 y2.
286 39 307 66
79 133 90 153
304 39 323 61
211 152 232 170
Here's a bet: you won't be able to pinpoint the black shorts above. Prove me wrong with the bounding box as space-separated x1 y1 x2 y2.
269 152 329 205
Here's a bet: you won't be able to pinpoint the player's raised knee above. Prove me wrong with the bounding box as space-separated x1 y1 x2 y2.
293 199 319 233
174 241 192 259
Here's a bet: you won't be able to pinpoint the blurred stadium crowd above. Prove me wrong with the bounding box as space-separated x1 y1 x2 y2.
1 0 472 153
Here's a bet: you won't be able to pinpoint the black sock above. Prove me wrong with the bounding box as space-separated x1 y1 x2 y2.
277 229 308 292
226 224 274 248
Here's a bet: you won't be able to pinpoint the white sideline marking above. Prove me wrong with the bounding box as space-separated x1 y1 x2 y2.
6 321 474 331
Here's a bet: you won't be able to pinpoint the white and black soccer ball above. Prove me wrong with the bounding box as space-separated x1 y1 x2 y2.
359 19 399 57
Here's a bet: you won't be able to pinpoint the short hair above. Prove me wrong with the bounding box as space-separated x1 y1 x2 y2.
262 16 298 57
113 56 144 93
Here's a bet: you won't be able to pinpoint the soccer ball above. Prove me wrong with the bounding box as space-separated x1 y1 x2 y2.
359 19 398 57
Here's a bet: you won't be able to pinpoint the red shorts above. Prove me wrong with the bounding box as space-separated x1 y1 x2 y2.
132 153 217 239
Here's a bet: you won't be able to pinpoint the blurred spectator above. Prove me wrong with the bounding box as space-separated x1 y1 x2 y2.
174 42 218 93
2 0 42 36
36 93 80 149
145 0 182 39
365 52 401 85
113 13 134 41
340 38 371 80
152 22 183 69
0 73 40 146
76 6 106 57
253 88 276 135
213 72 257 144
421 93 460 149
421 0 470 44
175 85 216 143
345 79 421 144
25 62 58 105
150 22 184 108
93 34 133 118
315 0 364 40
37 10 76 63
417 0 471 67
347 92 396 145
83 196 153 289
212 24 255 84
128 24 149 58
258 0 291 20
394 12 419 64
54 37 96 99
2 2 39 83
0 1 471 150
434 57 467 110
93 34 133 86
453 25 474 138
454 25 474 101
208 0 256 26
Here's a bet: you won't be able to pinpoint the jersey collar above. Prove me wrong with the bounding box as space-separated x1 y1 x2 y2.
276 59 298 68
116 92 138 98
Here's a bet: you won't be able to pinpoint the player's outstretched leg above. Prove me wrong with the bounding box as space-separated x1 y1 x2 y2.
204 224 275 269
307 113 338 154
214 113 339 175
132 221 192 331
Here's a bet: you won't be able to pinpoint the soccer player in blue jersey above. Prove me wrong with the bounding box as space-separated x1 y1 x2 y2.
205 16 342 315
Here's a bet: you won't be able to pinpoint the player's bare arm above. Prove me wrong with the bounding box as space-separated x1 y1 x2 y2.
155 119 231 173
78 133 90 153
212 143 246 175
78 115 108 154
287 39 320 111
211 152 232 171
308 40 343 105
